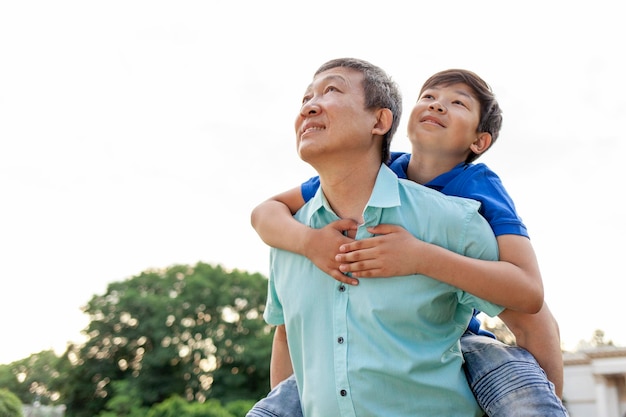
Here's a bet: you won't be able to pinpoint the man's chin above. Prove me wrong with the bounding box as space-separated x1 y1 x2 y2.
297 144 319 163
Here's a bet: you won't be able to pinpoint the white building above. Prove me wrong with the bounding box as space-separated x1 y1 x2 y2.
563 346 626 417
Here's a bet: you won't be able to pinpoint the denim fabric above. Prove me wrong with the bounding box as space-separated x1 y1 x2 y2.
461 333 569 417
245 374 302 417
246 334 570 417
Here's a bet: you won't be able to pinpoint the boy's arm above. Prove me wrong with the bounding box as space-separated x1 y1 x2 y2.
335 225 544 313
251 187 359 284
270 325 293 389
498 303 564 397
251 186 308 250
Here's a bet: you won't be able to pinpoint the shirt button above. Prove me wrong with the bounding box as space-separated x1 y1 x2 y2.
340 389 347 396
338 284 346 292
337 337 344 344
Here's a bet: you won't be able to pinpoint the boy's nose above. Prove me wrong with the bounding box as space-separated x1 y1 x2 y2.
429 102 445 113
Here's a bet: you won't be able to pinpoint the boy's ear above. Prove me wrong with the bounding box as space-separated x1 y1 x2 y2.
470 132 492 155
372 108 393 136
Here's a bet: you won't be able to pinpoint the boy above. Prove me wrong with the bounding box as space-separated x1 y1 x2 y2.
250 67 567 416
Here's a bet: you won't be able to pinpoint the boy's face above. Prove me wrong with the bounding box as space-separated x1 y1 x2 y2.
295 67 381 165
407 83 482 161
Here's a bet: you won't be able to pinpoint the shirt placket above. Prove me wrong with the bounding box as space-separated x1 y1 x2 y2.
333 210 380 417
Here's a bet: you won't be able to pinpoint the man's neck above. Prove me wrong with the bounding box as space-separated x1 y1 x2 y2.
316 156 381 224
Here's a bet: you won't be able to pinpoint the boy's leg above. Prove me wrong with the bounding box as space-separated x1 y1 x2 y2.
246 374 303 417
461 333 569 417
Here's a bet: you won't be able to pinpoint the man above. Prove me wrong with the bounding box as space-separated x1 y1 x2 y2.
262 58 504 416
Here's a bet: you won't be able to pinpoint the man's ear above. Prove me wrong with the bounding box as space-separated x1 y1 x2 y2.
372 108 393 136
470 132 492 155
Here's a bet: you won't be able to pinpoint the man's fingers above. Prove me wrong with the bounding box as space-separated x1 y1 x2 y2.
329 270 359 286
330 218 359 233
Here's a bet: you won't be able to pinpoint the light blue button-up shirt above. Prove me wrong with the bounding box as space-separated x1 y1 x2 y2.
265 164 503 417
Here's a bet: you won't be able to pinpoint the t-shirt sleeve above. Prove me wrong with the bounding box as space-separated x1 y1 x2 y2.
301 175 321 203
460 165 529 238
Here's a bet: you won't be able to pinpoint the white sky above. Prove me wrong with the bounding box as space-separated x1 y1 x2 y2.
1 1 624 365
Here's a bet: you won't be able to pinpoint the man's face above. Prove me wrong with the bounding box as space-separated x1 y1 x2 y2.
407 83 482 160
295 67 379 164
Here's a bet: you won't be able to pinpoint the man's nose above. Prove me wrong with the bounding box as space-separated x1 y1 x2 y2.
301 99 320 116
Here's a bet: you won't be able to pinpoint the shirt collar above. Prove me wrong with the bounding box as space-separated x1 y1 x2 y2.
368 164 401 208
305 164 401 222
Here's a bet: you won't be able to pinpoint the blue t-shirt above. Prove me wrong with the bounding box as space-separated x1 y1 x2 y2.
300 152 528 337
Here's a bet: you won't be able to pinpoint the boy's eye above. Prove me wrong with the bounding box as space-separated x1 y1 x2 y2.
453 100 468 108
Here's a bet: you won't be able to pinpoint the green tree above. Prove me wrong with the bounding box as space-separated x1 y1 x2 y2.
224 399 257 417
97 380 149 417
62 263 272 417
575 329 615 350
146 395 234 417
0 388 24 417
590 329 614 347
0 350 66 406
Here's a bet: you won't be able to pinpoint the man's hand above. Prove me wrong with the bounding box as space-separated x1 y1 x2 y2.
303 218 359 285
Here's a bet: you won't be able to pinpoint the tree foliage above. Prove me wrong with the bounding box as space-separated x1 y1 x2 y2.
0 388 24 417
576 329 615 350
0 350 66 406
61 262 272 417
146 395 235 417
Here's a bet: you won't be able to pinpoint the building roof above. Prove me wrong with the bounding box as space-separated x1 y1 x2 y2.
564 346 626 365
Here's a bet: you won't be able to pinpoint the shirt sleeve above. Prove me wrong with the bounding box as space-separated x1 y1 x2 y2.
456 205 505 318
263 249 286 326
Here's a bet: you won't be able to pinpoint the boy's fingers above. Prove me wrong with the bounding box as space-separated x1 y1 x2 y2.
339 238 377 253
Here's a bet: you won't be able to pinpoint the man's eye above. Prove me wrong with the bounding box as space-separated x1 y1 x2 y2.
302 95 311 104
325 86 338 93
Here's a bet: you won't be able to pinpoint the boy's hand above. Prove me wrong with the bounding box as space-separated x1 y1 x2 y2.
336 224 422 278
303 219 359 285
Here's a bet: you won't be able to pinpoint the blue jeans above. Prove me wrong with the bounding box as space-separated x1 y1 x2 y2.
246 373 302 417
461 333 568 416
246 333 569 417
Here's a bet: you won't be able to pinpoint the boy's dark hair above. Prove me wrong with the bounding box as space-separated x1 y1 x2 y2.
419 69 503 163
315 58 402 164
